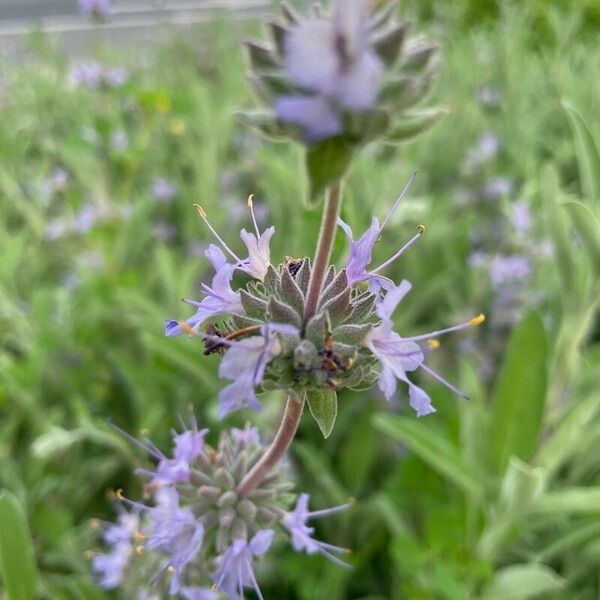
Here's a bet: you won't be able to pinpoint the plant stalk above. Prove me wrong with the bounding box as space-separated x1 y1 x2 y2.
303 182 343 326
236 393 305 497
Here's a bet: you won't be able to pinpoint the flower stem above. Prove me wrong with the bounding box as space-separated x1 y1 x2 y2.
303 182 343 327
236 184 343 497
236 393 305 497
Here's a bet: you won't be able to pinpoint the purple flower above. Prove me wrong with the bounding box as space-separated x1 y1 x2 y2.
213 530 274 600
180 588 217 600
152 178 177 202
111 129 129 151
483 176 513 200
283 493 351 567
463 132 500 172
144 487 205 596
138 424 209 487
79 0 112 20
276 0 382 141
230 425 261 447
510 200 531 233
218 324 298 418
69 62 104 89
337 175 423 287
104 67 129 87
164 245 242 337
92 509 139 588
193 200 275 282
489 255 531 288
364 280 477 415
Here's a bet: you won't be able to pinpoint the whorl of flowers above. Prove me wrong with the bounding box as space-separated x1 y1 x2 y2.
92 422 351 598
241 0 443 201
164 186 483 429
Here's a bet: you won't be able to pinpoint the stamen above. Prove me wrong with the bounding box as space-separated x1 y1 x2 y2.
192 203 241 262
89 518 100 529
115 488 125 501
370 224 425 274
427 339 440 349
135 545 145 556
470 313 486 326
178 321 196 336
247 193 261 237
211 584 218 593
407 315 484 342
419 363 469 400
379 171 417 231
167 565 176 574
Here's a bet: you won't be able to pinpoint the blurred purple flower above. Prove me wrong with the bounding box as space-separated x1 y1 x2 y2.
144 487 205 596
111 129 129 151
276 0 382 141
510 200 531 233
477 85 501 108
283 493 351 567
213 530 274 600
489 255 531 288
92 509 139 588
79 0 112 20
464 132 500 172
483 176 513 200
69 61 128 90
152 178 177 202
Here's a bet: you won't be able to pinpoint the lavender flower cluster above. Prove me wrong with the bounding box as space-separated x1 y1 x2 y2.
93 422 350 599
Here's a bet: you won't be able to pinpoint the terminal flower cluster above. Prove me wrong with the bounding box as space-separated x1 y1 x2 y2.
93 422 351 598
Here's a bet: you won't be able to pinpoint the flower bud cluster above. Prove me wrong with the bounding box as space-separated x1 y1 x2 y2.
92 423 351 599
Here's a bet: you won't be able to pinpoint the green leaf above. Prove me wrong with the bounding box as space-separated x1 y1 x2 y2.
479 564 565 600
372 414 485 499
306 389 338 438
0 490 39 600
305 137 355 205
561 200 600 268
563 100 600 202
489 311 548 473
386 107 446 142
531 487 600 515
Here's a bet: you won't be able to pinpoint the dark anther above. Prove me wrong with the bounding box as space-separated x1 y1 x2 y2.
284 256 304 278
202 325 227 356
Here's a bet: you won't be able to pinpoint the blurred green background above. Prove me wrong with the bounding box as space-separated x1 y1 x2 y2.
1 0 599 598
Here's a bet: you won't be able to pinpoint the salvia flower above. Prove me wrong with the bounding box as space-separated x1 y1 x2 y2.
242 0 442 201
165 183 482 423
93 422 349 598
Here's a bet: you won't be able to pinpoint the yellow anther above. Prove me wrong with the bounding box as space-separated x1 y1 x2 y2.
348 496 356 505
139 428 149 436
346 357 354 369
416 224 425 234
178 321 195 336
470 313 486 326
84 550 96 560
136 545 145 556
115 488 125 501
134 530 146 542
167 565 176 574
89 518 100 530
345 548 353 555
247 193 254 207
427 339 440 349
211 584 218 592
192 203 207 219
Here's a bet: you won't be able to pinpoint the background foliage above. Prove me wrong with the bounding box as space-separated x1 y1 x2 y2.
0 1 599 598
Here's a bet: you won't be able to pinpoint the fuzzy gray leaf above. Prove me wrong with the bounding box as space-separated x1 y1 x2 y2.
294 258 311 295
304 311 330 346
263 265 281 295
240 289 268 319
333 323 372 345
322 287 352 325
279 268 305 314
319 269 349 308
267 297 302 328
344 293 377 325
307 389 338 438
373 22 410 66
244 41 279 71
268 21 288 57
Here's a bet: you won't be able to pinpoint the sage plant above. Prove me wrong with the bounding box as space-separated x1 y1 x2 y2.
93 2 483 597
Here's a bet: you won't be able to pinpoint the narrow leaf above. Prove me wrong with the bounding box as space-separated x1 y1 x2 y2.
531 487 600 515
489 311 548 473
387 107 446 142
307 389 338 438
480 564 565 600
562 100 600 201
372 414 484 499
0 491 39 600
